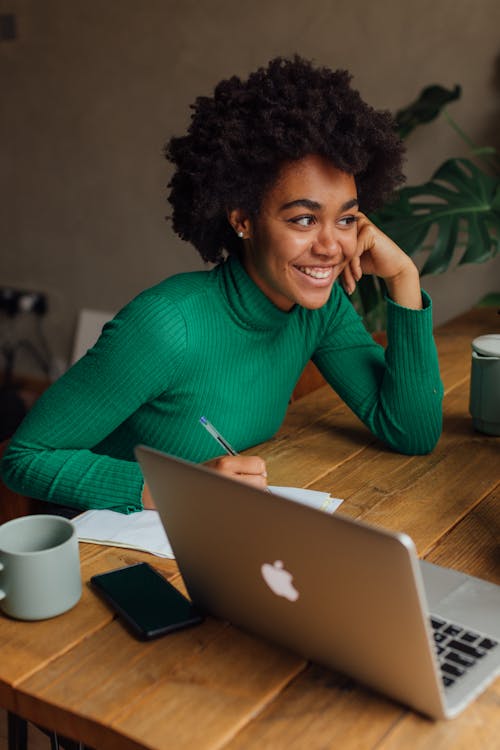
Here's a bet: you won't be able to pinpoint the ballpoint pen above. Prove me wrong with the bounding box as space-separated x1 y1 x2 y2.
199 416 237 456
199 416 271 490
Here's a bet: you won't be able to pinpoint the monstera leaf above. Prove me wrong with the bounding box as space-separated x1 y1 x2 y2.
395 84 462 140
351 81 499 330
353 157 500 328
371 158 500 276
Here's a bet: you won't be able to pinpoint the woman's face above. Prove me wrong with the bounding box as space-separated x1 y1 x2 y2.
233 154 359 311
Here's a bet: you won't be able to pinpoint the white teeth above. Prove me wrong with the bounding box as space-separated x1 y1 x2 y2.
298 266 332 279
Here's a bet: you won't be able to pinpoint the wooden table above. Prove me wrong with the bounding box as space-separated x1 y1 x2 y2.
1 306 499 750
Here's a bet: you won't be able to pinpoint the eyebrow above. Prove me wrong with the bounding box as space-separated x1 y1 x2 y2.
279 197 359 212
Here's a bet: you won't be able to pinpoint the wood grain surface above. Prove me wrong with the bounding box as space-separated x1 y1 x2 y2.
0 305 498 749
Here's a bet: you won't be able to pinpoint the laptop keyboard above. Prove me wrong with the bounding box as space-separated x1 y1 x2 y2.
430 615 498 688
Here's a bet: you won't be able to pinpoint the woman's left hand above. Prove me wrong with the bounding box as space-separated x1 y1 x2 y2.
342 213 422 310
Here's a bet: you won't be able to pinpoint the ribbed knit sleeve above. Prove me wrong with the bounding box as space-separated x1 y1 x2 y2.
313 288 443 454
2 293 186 512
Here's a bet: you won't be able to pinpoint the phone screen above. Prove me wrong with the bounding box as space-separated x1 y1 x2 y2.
90 562 203 639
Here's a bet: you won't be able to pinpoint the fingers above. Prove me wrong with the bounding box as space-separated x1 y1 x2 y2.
355 213 377 256
341 256 363 295
204 454 268 489
341 213 371 295
356 212 413 280
341 264 356 296
141 483 157 509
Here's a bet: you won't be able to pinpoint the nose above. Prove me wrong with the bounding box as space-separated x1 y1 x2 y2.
312 223 342 258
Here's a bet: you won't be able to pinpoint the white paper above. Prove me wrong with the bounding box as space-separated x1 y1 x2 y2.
270 486 343 513
74 509 174 558
74 486 343 558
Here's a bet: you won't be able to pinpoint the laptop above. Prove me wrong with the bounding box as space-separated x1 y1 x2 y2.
135 445 500 719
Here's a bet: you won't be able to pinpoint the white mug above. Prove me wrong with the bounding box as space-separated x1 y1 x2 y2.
0 514 82 620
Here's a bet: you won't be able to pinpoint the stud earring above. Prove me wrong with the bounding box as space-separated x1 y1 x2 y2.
237 231 244 238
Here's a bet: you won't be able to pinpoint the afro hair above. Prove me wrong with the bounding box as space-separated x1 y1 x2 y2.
165 55 405 263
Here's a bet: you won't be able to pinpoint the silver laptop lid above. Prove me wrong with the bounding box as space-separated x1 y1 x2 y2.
135 445 446 718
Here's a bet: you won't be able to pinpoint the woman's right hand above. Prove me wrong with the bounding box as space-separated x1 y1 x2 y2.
142 455 268 509
142 483 157 509
204 454 268 489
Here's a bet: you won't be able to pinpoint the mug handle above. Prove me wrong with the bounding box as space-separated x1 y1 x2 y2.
0 560 4 600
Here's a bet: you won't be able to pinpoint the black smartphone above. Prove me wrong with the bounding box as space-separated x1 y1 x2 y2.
90 562 203 640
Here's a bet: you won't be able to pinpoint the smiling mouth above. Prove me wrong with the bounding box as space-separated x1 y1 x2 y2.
296 265 333 280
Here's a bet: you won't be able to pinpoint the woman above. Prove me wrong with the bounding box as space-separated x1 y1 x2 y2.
2 56 443 513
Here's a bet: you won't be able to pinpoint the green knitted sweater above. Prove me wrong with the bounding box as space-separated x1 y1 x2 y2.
2 256 443 513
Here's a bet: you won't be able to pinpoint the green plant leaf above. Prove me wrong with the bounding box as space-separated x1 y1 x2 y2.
395 84 462 140
349 86 499 332
370 158 500 276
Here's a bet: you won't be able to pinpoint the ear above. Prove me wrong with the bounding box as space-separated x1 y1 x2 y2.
227 208 252 240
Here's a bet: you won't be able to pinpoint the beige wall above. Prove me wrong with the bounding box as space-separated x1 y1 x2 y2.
1 0 499 377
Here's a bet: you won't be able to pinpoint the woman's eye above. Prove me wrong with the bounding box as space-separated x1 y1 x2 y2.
289 215 316 227
338 215 358 227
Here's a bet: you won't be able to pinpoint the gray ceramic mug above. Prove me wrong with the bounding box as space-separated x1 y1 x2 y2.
0 514 82 620
469 334 500 436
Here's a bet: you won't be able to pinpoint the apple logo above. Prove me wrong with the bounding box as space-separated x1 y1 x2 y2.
260 560 299 602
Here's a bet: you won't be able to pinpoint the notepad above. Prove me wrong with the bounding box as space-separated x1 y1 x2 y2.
270 486 343 514
74 486 343 558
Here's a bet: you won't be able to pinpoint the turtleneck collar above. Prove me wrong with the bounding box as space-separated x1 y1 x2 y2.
216 255 300 332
